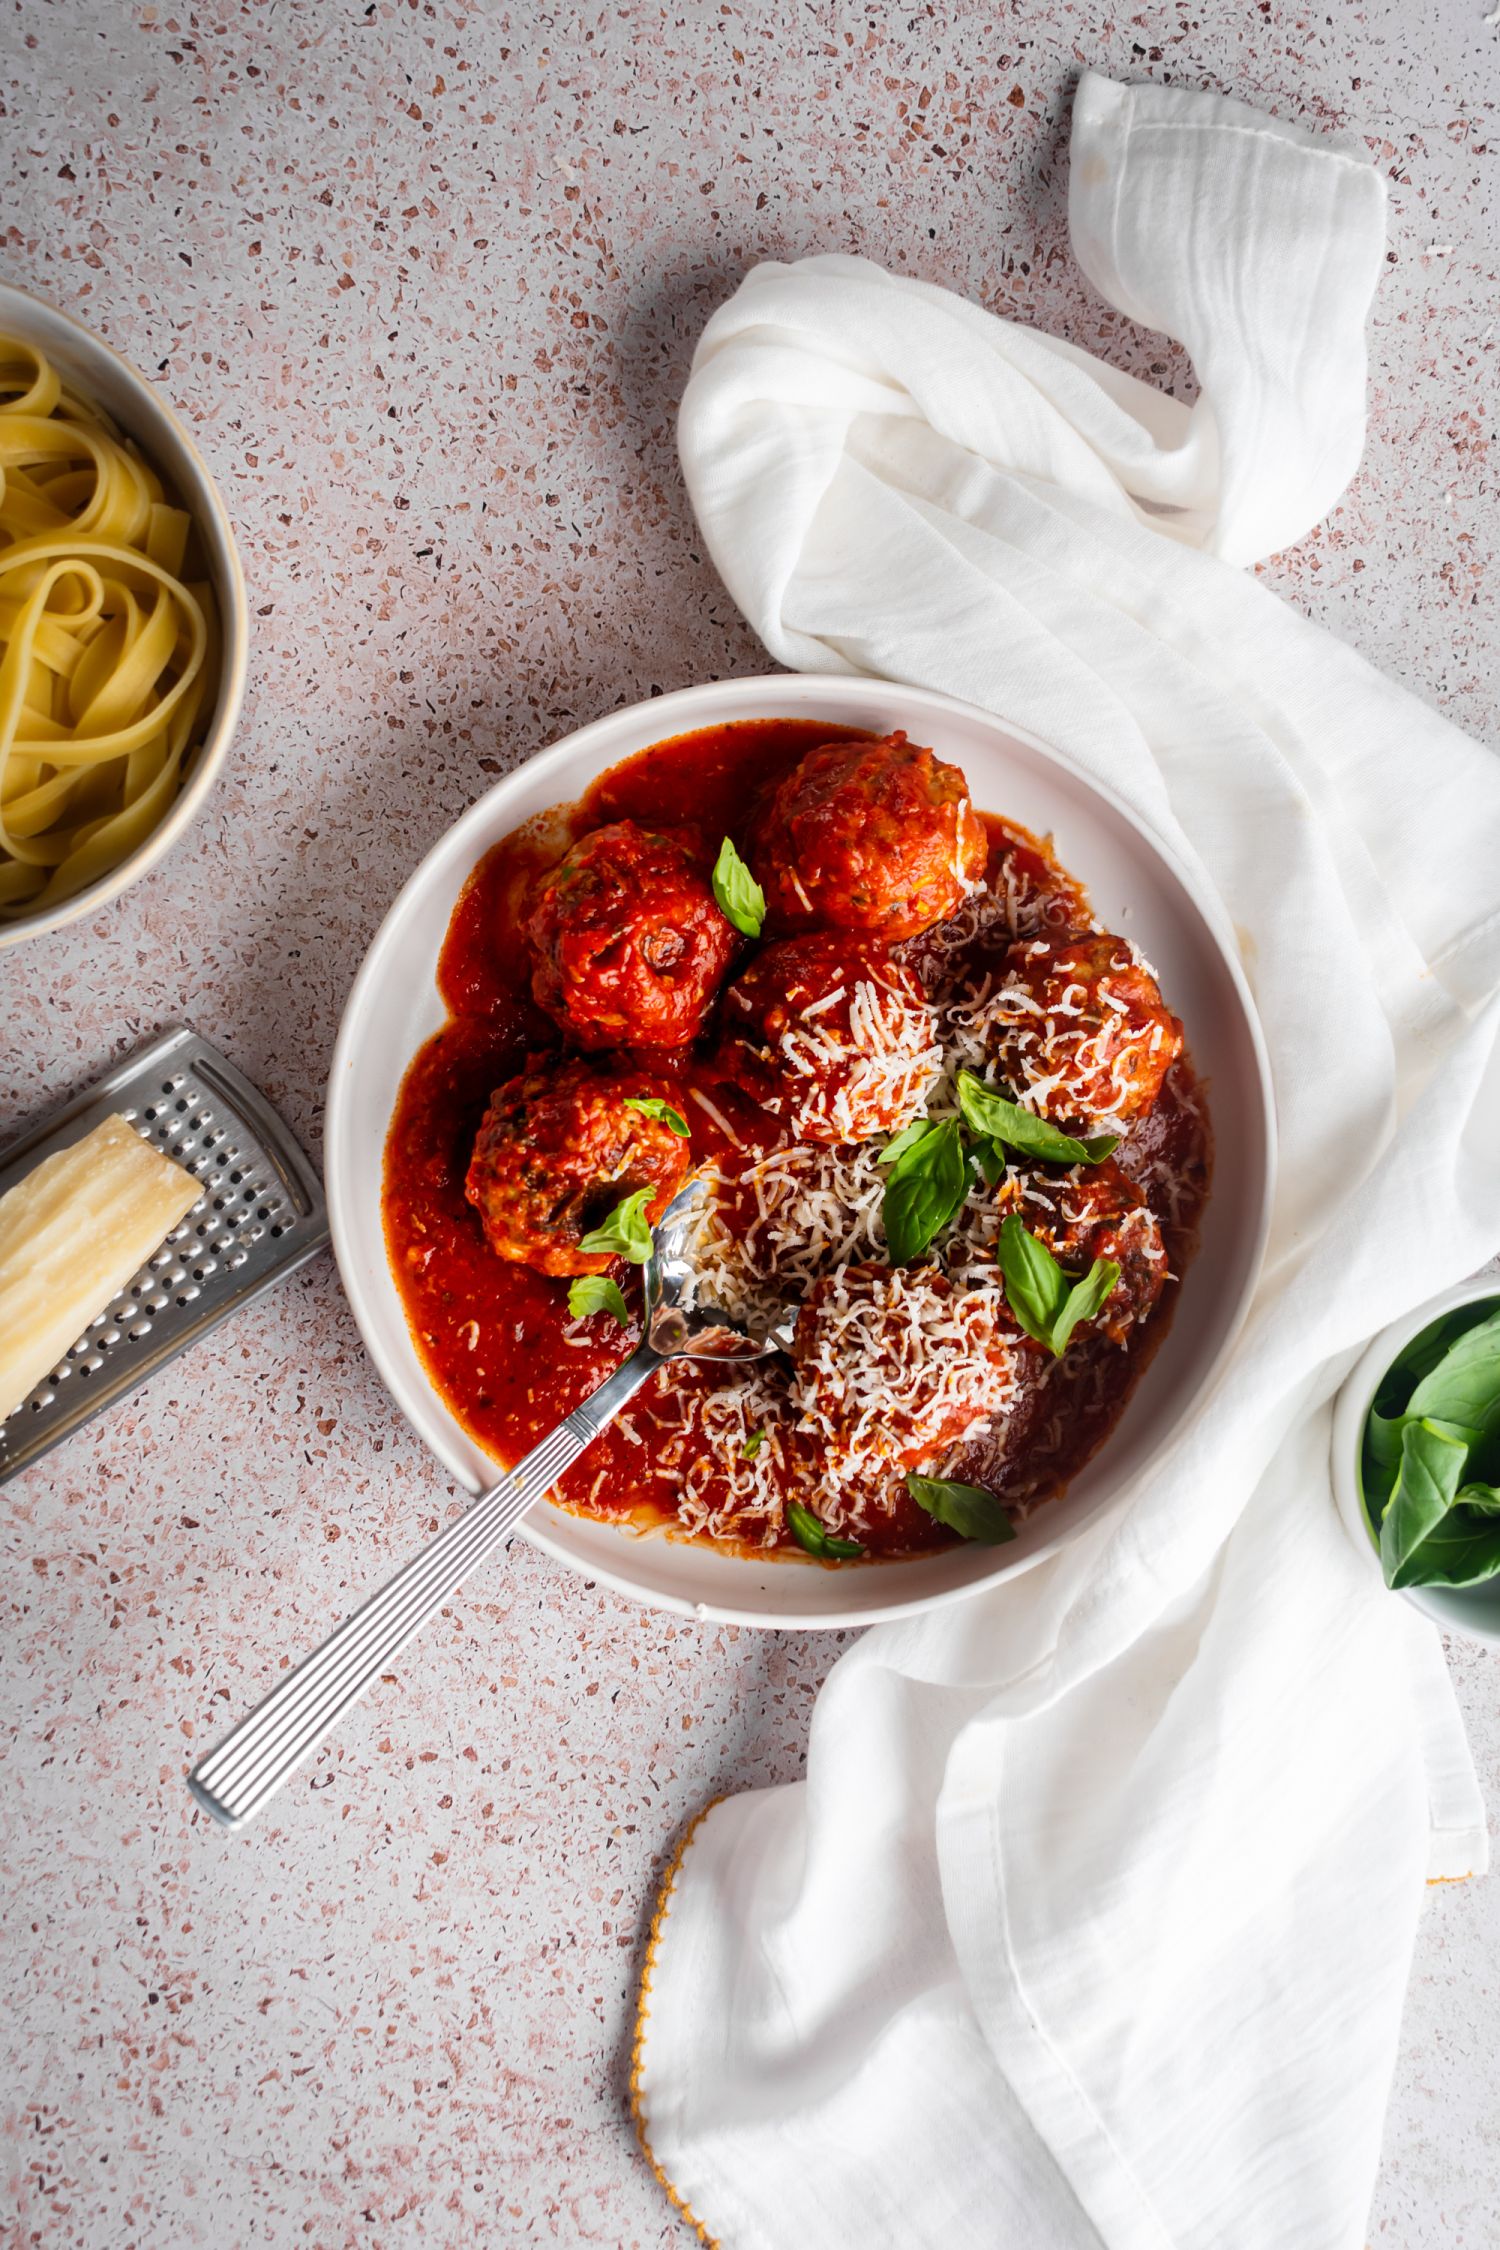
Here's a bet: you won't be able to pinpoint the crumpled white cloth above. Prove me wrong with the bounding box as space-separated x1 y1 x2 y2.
633 69 1500 2250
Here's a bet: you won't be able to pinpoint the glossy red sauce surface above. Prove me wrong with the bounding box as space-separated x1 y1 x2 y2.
381 716 1210 1557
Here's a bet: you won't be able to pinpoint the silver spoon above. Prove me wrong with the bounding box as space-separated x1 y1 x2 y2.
187 1181 783 1831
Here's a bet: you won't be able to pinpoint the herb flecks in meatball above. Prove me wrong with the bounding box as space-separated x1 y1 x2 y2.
995 1157 1167 1345
526 819 738 1050
755 732 988 941
465 1057 689 1277
716 932 942 1145
984 934 1182 1132
790 1261 1025 1485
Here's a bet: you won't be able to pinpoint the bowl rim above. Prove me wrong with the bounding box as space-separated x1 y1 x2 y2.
0 278 250 947
1330 1269 1500 1640
326 669 1277 1627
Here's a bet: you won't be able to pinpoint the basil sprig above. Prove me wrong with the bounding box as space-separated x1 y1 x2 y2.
787 1501 864 1560
879 1116 970 1265
567 1274 630 1326
741 1428 766 1460
624 1095 690 1139
954 1070 1119 1170
1362 1303 1500 1590
711 836 766 938
997 1214 1119 1356
576 1187 655 1263
878 1076 1119 1269
905 1473 1015 1545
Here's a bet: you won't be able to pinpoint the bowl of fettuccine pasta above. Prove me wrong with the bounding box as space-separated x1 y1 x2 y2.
0 282 247 943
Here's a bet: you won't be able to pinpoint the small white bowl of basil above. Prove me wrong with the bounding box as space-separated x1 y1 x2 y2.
1332 1273 1500 1645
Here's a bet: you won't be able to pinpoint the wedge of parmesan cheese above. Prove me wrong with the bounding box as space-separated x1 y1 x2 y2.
0 1114 200 1422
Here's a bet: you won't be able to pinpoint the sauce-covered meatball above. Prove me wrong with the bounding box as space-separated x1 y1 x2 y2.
790 1261 1027 1478
984 933 1182 1131
716 932 942 1144
526 820 737 1049
755 732 988 941
465 1056 689 1276
996 1157 1167 1345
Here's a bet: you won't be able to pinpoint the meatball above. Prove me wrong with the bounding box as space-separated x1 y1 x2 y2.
996 1157 1167 1344
754 732 988 941
790 1261 1026 1477
716 932 942 1144
984 933 1182 1131
465 1056 689 1276
526 820 738 1050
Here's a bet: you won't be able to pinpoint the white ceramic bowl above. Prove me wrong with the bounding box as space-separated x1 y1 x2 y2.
1331 1272 1500 1647
327 673 1275 1627
0 280 249 946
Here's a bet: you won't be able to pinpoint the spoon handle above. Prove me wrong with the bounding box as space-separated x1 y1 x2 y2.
186 1344 666 1831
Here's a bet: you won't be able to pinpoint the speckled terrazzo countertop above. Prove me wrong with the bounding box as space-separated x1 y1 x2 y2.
2 4 1497 2244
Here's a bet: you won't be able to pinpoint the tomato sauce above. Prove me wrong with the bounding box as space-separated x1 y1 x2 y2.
380 716 1210 1557
383 720 869 1537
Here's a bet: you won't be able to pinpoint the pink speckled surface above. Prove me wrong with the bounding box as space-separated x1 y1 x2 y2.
2 5 1497 2245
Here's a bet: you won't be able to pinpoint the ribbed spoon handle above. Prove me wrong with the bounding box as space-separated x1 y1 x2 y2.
187 1346 664 1830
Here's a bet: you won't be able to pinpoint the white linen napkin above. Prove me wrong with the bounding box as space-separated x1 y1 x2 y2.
631 70 1500 2250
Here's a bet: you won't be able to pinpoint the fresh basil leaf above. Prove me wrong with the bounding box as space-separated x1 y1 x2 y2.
1367 1409 1408 1474
878 1117 936 1168
1422 1418 1486 1449
882 1115 969 1265
996 1214 1068 1347
1365 1411 1483 1516
1458 1482 1500 1516
996 1218 1117 1357
787 1500 864 1560
1406 1309 1500 1435
567 1274 630 1326
969 1137 1008 1189
711 835 766 938
623 1095 690 1138
1051 1259 1121 1355
954 1071 1119 1168
905 1473 1016 1545
1388 1502 1500 1589
576 1186 655 1264
741 1428 766 1460
1381 1417 1473 1589
1383 1305 1499 1409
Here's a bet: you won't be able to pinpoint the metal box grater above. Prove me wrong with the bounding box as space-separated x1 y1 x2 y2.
0 1024 328 1485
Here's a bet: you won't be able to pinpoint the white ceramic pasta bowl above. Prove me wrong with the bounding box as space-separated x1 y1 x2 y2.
0 280 248 946
327 673 1275 1628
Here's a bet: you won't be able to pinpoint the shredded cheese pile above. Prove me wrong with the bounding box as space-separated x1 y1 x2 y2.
681 1139 890 1334
760 963 943 1143
789 1265 1021 1532
968 939 1173 1130
637 1362 794 1548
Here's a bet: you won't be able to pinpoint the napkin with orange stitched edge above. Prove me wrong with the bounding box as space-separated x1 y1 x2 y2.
631 69 1500 2250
